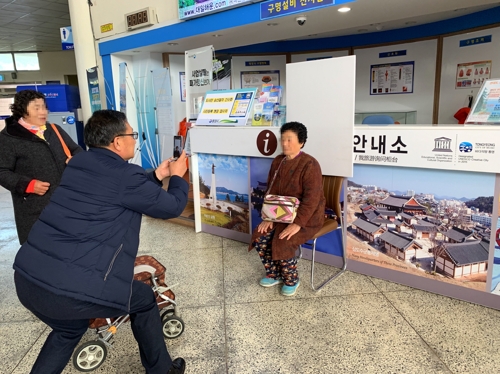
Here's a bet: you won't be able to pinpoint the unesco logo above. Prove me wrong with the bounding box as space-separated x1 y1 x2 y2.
459 142 473 153
256 130 278 156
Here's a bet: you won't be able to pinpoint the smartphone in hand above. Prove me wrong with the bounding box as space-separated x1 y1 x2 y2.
173 135 184 159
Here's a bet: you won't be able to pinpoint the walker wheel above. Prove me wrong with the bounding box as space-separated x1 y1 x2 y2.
162 316 185 339
161 308 175 320
72 340 107 372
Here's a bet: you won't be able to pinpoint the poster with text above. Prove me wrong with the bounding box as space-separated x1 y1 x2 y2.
86 67 101 113
241 70 280 99
456 60 491 89
347 164 496 293
119 62 126 114
370 62 414 95
185 45 213 120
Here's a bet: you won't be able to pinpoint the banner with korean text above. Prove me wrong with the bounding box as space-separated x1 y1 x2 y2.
185 45 214 121
346 125 500 310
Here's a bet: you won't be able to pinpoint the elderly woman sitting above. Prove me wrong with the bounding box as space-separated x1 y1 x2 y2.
249 121 325 296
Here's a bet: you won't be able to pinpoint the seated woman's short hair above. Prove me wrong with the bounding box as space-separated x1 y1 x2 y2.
280 121 307 145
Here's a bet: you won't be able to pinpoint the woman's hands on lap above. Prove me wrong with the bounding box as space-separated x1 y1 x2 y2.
257 220 274 234
278 223 301 240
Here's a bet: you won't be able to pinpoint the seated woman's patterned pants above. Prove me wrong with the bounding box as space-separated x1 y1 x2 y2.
253 230 298 286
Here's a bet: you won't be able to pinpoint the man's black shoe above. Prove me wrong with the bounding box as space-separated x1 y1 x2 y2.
167 357 186 374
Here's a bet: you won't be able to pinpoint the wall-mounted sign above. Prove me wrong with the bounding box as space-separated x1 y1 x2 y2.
260 0 353 20
179 0 254 20
245 61 270 67
459 35 492 48
370 61 414 95
100 23 113 33
456 60 491 89
60 27 73 50
353 126 500 173
196 88 257 126
379 50 407 58
179 72 186 102
0 74 4 82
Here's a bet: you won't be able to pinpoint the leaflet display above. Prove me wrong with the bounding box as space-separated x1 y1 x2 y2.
466 79 500 124
196 88 257 126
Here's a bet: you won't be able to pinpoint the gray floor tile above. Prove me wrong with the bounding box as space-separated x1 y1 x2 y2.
223 246 379 304
225 294 450 374
384 290 500 374
368 276 415 292
0 265 38 323
142 247 225 308
166 306 226 366
222 237 245 248
0 320 47 374
139 217 223 252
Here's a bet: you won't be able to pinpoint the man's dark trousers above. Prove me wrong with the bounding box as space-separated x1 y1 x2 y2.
15 272 172 374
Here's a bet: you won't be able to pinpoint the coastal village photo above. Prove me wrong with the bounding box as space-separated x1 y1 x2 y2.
347 165 496 291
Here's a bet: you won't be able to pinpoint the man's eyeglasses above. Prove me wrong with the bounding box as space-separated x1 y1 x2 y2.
115 132 138 140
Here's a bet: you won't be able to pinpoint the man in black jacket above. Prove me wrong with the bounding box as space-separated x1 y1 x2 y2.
13 110 188 374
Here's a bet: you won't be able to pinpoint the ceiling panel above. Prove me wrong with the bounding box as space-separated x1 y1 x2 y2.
0 0 499 53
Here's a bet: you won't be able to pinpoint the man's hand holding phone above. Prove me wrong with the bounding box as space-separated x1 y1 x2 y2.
168 150 188 178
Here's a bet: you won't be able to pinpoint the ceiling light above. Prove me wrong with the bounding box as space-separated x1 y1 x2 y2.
167 43 178 46
338 7 351 13
405 21 417 25
212 34 222 37
267 23 278 26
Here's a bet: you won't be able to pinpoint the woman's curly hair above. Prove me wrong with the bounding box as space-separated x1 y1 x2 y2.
10 90 46 119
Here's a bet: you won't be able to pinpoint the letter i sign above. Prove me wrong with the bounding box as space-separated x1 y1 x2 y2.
257 130 278 156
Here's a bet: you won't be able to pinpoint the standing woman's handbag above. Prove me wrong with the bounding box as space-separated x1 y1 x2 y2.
50 124 72 158
261 158 300 224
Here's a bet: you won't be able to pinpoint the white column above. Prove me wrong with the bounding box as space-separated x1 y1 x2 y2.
68 0 98 123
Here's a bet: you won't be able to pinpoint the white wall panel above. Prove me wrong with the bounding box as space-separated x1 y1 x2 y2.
439 26 500 124
354 40 437 125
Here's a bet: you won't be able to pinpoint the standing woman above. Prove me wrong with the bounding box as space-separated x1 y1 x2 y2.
249 122 325 296
0 90 82 244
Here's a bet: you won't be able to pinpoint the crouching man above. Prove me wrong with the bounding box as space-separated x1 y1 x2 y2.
13 110 188 374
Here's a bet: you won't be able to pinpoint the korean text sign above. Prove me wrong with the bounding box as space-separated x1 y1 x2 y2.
196 88 257 126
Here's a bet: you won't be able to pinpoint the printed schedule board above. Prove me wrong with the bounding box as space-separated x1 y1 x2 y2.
370 61 414 95
196 88 257 126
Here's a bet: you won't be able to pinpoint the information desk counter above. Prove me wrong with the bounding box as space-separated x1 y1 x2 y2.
190 124 500 309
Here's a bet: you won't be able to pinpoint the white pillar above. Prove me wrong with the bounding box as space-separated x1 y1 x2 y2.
68 0 98 123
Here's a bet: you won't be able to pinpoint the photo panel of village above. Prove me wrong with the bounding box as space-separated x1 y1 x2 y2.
197 154 251 235
347 164 496 291
492 193 500 295
249 157 274 232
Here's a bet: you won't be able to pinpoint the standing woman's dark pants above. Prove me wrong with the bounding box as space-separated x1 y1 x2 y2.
14 272 172 374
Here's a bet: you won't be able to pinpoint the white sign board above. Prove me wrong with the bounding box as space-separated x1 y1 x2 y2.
196 89 257 126
354 125 500 173
287 55 355 177
185 45 213 120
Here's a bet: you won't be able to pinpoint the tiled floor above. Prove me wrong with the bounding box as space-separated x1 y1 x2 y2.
1 186 500 374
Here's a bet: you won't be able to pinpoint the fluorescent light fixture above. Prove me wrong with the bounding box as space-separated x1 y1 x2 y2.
338 7 351 13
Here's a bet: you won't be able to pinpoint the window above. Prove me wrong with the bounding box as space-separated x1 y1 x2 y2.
14 53 40 71
0 54 15 71
0 53 40 71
